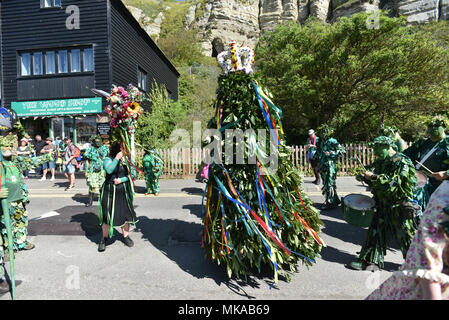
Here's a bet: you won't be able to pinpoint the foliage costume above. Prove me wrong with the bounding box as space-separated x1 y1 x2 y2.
381 126 408 153
202 43 324 282
0 133 53 252
403 117 449 211
316 131 345 209
143 149 163 195
84 136 109 207
352 136 419 270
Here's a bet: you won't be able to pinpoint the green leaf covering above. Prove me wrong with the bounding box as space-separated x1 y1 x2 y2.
202 72 324 282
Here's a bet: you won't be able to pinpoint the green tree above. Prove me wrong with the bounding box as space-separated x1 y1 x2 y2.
135 81 187 149
256 13 449 144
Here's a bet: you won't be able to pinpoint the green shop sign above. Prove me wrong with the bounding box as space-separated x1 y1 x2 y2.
12 97 102 117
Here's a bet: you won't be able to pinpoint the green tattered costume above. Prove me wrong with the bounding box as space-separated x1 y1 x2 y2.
85 144 109 193
358 139 419 269
143 151 163 194
0 137 52 281
317 137 345 208
98 157 137 238
1 140 53 251
403 137 449 211
202 71 324 282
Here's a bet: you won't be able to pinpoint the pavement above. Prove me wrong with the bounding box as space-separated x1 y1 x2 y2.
0 174 404 300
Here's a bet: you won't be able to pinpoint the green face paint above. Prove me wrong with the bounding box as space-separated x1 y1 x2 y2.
94 139 102 148
374 144 391 160
428 125 445 141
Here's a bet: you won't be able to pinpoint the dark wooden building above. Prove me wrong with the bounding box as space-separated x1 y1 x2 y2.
0 0 179 145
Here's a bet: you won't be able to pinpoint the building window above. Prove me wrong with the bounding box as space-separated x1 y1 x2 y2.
58 50 68 73
20 53 31 76
83 48 94 72
41 0 61 8
137 68 147 91
70 49 81 73
45 51 56 74
33 52 43 75
19 47 93 77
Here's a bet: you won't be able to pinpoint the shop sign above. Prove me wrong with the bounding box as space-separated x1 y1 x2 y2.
97 122 111 145
12 97 102 117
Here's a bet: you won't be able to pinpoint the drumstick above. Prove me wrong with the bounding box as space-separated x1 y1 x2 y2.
415 160 434 175
352 156 367 171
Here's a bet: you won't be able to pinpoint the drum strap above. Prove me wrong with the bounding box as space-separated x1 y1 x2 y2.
416 142 439 170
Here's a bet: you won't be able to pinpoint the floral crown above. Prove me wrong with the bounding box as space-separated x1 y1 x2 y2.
217 42 255 75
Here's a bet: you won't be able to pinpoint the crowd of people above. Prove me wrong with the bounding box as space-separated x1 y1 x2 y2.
307 116 449 299
0 121 163 296
1 41 449 300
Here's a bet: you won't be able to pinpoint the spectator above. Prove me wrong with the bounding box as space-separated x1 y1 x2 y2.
33 135 46 177
54 136 63 172
16 138 31 181
306 129 321 185
63 137 79 190
40 137 56 181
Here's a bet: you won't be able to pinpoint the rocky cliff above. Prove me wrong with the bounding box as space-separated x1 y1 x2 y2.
126 0 449 57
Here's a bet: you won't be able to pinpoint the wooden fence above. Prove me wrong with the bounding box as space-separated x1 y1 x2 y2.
139 144 375 178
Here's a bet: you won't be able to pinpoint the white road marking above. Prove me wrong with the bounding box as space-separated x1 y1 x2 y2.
29 211 60 221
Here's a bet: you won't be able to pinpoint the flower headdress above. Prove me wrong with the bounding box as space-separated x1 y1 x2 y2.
217 41 255 75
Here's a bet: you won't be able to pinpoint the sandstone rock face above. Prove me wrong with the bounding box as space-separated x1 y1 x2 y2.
126 5 166 41
397 0 440 24
195 0 260 56
310 0 331 21
127 0 449 57
332 0 380 22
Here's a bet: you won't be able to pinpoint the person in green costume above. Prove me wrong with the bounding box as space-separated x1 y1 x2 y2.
0 132 53 253
97 141 137 252
403 116 449 211
84 135 109 207
316 126 345 210
142 146 163 196
381 126 408 153
348 136 420 271
0 148 17 296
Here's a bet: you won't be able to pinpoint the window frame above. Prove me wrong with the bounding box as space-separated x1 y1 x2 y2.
70 49 81 73
83 48 94 72
17 46 94 78
45 51 56 75
20 53 32 77
40 0 62 9
33 52 44 76
137 67 147 92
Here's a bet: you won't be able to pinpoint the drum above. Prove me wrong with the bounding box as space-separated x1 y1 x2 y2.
416 171 428 189
343 194 376 228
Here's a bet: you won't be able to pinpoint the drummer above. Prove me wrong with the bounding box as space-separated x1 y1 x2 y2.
348 136 420 271
403 115 449 211
380 126 408 153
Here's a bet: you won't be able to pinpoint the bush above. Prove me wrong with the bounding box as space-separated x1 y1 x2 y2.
256 13 449 144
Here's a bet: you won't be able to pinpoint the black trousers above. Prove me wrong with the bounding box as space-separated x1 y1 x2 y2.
309 158 320 181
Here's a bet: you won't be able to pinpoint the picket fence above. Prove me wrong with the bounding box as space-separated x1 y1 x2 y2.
139 144 375 178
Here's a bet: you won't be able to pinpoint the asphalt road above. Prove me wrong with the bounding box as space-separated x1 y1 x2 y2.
0 175 404 300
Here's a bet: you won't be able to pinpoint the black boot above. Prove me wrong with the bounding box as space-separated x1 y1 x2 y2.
0 279 9 295
98 236 107 252
0 278 22 296
86 192 93 207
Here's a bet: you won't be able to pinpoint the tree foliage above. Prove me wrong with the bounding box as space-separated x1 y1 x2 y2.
135 81 187 149
256 13 449 144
